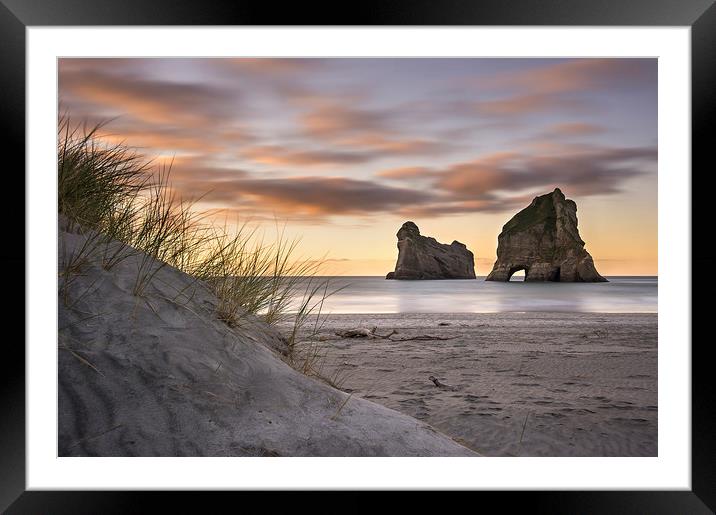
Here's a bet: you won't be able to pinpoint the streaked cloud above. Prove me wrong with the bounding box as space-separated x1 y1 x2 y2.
540 122 606 138
473 93 582 117
465 59 655 119
377 166 435 179
376 145 655 215
224 58 326 74
481 58 655 95
60 67 237 126
168 171 438 217
435 146 656 198
59 57 657 220
234 176 437 215
301 104 388 137
239 145 375 167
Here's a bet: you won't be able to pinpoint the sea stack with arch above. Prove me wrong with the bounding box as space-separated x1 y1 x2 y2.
485 188 607 282
386 221 476 280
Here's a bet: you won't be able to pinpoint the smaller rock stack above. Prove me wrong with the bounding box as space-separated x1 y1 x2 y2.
386 221 476 280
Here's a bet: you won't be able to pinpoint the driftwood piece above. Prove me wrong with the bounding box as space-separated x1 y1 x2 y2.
428 375 457 390
335 327 399 339
334 327 454 342
390 335 456 342
335 328 375 338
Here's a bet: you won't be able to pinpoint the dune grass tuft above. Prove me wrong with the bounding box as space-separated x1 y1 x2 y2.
58 116 150 232
58 116 336 365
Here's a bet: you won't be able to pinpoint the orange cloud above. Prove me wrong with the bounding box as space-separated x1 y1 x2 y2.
156 168 438 218
474 93 581 117
337 135 448 155
59 66 236 127
377 166 434 179
295 102 453 158
485 59 655 95
94 127 221 154
377 146 655 213
225 58 324 74
234 176 436 216
437 165 511 194
240 145 373 167
541 122 605 137
468 59 655 119
433 146 655 199
301 104 387 137
397 195 535 217
240 136 449 167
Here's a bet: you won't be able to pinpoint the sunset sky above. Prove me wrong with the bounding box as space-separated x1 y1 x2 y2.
58 58 657 276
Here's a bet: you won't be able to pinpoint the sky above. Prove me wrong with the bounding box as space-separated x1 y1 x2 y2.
58 58 658 276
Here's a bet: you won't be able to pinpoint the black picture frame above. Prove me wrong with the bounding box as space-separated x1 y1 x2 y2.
3 0 714 511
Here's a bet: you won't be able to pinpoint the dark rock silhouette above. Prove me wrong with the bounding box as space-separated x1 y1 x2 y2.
386 221 476 280
485 188 607 282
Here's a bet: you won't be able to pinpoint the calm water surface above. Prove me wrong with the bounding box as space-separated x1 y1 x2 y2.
312 276 656 314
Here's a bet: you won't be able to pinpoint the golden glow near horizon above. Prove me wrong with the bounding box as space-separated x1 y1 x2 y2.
59 58 658 276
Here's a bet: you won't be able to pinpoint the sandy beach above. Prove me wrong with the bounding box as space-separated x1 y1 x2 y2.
58 223 476 457
284 312 657 457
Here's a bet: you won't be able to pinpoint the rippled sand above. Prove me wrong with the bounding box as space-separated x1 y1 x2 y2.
287 313 657 457
58 221 476 457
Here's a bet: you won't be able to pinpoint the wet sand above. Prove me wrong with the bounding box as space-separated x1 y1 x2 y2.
286 312 657 457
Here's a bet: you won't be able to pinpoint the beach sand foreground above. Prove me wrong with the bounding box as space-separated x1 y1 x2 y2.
58 223 475 456
285 312 657 457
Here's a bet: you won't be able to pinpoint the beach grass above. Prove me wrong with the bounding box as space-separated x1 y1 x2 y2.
58 116 335 363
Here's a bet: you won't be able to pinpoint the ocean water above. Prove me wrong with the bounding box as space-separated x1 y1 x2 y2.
311 276 657 314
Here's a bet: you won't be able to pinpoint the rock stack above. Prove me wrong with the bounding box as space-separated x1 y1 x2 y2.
386 221 476 280
485 188 607 282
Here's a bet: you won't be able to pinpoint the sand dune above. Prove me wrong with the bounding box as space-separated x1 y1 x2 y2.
58 224 475 456
290 313 657 457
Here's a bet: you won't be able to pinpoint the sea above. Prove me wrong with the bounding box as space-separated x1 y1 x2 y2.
307 276 657 314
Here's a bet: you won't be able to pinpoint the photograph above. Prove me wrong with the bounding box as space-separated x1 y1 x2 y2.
4 0 710 507
57 57 658 458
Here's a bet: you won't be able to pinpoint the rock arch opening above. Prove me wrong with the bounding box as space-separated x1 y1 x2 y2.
508 265 528 281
